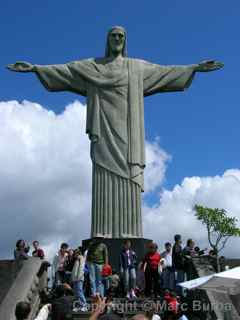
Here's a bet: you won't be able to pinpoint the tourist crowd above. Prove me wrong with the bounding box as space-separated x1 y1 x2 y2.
13 235 211 320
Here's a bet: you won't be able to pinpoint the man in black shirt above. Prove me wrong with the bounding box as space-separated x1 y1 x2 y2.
51 285 74 320
172 234 185 293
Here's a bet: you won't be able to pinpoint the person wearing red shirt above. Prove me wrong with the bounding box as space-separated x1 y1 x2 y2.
164 291 179 314
32 240 45 260
142 242 161 297
101 263 112 296
164 291 180 319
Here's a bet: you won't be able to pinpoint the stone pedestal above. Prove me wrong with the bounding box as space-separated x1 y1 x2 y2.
82 238 152 271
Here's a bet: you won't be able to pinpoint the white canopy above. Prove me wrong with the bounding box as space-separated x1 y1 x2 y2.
179 275 213 290
179 266 240 292
216 266 240 279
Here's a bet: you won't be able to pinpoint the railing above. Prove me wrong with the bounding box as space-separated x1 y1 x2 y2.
0 257 49 320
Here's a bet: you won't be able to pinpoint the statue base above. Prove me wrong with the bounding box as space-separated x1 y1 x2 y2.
82 238 152 271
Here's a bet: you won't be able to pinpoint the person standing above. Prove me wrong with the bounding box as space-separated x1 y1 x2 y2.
52 243 69 287
161 242 175 290
86 238 108 297
65 248 75 283
14 239 30 260
32 240 45 259
183 239 196 257
119 240 137 299
71 248 88 311
172 235 185 293
142 242 161 297
183 239 196 281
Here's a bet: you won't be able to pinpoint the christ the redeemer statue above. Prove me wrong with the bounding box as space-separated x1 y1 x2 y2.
8 26 223 239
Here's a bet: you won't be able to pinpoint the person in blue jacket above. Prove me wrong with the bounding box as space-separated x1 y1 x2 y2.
119 239 137 299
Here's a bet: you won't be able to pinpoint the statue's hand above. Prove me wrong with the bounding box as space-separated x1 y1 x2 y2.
6 61 34 72
195 60 224 72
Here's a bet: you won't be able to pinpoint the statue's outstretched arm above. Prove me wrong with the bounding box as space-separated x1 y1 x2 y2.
7 61 35 72
143 59 224 96
194 60 224 72
7 61 84 94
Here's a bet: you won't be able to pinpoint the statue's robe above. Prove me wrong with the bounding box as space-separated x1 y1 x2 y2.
35 58 195 238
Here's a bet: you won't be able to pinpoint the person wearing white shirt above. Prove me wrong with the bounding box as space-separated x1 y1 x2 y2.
161 242 175 290
15 301 50 320
34 304 50 320
52 243 69 287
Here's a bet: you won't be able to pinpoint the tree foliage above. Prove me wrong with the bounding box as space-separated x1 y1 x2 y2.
194 205 240 255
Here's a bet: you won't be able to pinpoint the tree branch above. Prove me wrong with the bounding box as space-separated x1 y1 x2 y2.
218 236 230 253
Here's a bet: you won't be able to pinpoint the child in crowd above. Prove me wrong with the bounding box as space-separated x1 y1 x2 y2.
101 262 112 296
108 269 120 297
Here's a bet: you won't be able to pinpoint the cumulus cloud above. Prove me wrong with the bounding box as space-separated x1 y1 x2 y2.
143 170 240 257
0 100 91 259
144 138 170 193
0 100 169 259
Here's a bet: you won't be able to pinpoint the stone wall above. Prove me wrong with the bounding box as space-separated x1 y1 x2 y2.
0 258 49 320
0 260 23 304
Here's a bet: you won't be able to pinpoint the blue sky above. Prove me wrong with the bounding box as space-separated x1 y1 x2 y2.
1 0 239 190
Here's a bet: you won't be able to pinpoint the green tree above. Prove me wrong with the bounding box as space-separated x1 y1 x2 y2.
194 205 240 272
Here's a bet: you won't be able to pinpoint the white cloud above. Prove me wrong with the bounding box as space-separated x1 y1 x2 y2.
143 170 240 258
0 100 169 260
0 100 91 259
144 138 170 193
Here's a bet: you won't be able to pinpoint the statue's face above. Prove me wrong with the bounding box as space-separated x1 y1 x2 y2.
108 29 125 56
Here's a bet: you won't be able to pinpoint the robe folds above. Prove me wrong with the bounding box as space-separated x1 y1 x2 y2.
35 58 195 238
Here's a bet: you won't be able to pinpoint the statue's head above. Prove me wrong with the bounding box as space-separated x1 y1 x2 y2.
105 26 127 57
